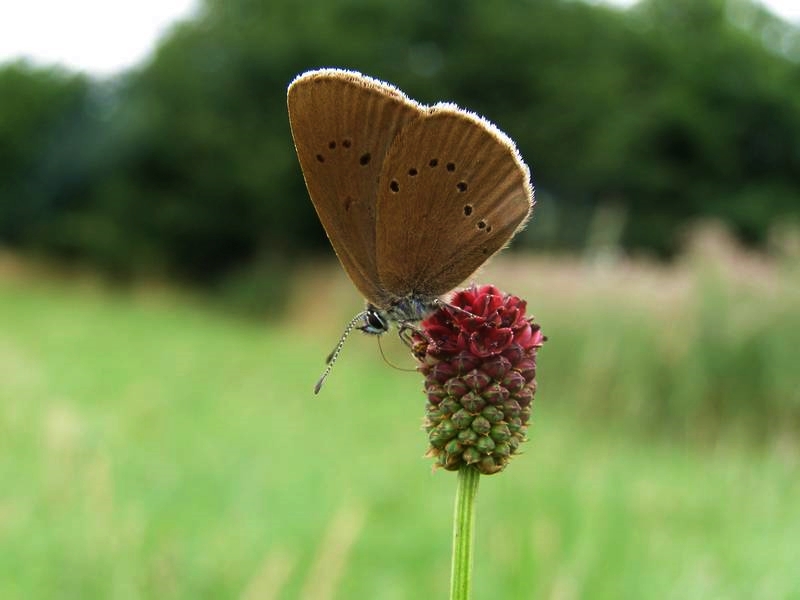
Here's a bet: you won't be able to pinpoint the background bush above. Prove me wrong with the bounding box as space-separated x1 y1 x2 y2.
1 0 799 284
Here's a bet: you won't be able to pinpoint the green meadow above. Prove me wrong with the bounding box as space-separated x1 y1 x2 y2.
1 237 799 599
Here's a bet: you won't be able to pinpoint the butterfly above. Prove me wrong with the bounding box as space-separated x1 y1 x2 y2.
287 68 534 391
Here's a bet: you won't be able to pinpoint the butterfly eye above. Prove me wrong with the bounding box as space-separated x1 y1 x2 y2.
361 309 389 334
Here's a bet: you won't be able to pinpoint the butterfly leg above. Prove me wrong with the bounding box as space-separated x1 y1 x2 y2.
397 321 427 348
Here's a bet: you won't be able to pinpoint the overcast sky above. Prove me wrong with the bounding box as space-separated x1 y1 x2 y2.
0 0 797 77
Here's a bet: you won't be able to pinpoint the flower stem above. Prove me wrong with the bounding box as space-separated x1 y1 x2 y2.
450 465 480 600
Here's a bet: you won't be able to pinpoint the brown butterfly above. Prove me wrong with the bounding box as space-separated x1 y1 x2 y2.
287 68 534 391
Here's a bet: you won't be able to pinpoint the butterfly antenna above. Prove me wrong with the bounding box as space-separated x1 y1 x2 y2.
314 311 369 394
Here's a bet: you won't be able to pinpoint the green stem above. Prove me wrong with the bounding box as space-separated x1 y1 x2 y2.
450 465 480 600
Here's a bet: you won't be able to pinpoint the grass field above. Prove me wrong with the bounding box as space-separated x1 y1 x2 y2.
1 238 799 599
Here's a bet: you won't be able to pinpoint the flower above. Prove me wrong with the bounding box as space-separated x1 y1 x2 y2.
413 285 545 475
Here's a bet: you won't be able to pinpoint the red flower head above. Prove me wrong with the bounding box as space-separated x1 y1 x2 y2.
413 285 545 474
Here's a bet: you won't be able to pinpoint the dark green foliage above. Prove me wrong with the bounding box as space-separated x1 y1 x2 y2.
0 63 95 245
1 0 799 282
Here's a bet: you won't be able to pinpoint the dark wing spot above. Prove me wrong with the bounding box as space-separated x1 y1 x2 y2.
429 158 438 167
408 167 418 176
477 220 486 229
390 180 400 193
463 204 473 216
342 139 352 148
457 182 468 192
328 140 336 149
446 162 456 172
486 225 492 233
316 154 325 163
360 153 371 165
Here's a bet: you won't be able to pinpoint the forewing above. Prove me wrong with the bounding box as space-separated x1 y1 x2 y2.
287 69 421 306
375 105 533 298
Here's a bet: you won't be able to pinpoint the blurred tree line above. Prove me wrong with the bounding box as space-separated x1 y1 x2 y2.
1 0 799 287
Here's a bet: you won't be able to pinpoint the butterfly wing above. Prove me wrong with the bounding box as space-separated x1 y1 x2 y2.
375 104 533 299
287 69 422 306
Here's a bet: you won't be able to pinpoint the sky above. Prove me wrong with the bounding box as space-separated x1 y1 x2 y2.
0 0 198 76
0 0 797 77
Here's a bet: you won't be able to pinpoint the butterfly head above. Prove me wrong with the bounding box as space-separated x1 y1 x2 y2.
359 293 439 333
